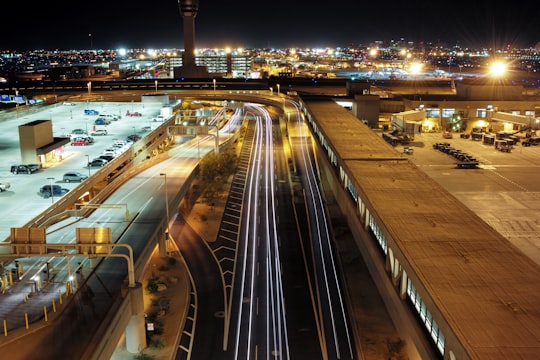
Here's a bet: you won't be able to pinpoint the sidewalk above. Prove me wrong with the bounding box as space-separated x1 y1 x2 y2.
111 189 226 360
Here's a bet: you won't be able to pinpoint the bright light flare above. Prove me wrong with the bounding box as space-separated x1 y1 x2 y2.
490 61 507 77
410 62 423 74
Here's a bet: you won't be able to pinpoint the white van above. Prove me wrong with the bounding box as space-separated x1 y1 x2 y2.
99 113 121 121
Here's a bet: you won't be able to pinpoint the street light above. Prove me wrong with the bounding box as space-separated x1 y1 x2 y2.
410 62 422 100
154 80 158 93
277 83 280 95
47 177 55 204
159 173 170 236
489 61 507 101
213 78 216 93
87 81 91 95
85 155 90 177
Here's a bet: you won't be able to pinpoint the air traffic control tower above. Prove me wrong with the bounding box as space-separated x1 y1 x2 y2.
174 0 209 78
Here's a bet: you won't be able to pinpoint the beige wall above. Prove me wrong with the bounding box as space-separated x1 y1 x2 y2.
18 120 53 164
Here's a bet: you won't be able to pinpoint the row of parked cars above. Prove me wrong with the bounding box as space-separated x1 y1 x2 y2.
87 138 135 168
10 109 140 199
37 109 141 198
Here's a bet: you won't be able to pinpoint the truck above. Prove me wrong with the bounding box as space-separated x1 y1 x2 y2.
10 164 40 174
0 182 10 192
382 110 424 146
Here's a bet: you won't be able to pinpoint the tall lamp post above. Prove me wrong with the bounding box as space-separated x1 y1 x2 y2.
410 62 422 101
85 155 90 177
489 61 507 101
47 177 55 204
159 173 169 236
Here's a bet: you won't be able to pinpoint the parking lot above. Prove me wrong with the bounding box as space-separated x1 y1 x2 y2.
0 101 164 241
398 131 540 265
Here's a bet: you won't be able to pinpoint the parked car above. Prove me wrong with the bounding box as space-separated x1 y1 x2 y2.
0 182 10 192
98 154 115 162
71 138 89 146
63 171 88 182
71 128 88 136
126 134 141 142
104 147 122 155
11 164 40 174
87 158 108 167
84 109 99 115
90 129 108 136
102 149 119 156
39 184 69 198
94 118 111 125
152 115 166 122
99 113 121 121
81 135 94 144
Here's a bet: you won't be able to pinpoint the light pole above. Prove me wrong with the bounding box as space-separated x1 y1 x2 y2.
213 78 216 93
85 155 90 177
87 81 91 95
154 80 158 93
410 62 422 101
47 177 55 204
277 83 280 95
159 173 169 236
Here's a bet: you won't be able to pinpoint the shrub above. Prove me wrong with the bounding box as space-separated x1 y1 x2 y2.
158 264 169 271
149 338 164 349
146 278 158 294
167 257 177 266
133 351 153 360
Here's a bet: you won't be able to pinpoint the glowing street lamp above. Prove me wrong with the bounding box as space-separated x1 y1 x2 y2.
489 61 507 100
159 173 169 236
489 61 507 77
47 177 55 204
410 62 423 100
85 155 90 177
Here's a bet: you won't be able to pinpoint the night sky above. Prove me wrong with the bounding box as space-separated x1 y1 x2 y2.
3 0 539 50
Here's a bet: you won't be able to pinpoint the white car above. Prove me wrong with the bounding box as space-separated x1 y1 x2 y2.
91 129 108 136
99 113 121 121
152 115 166 122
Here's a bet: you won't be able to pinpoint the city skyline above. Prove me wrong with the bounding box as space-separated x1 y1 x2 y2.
3 0 540 51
